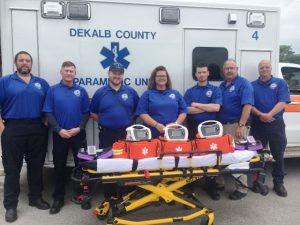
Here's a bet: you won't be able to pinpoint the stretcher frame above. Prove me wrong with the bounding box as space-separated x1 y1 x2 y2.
75 150 264 225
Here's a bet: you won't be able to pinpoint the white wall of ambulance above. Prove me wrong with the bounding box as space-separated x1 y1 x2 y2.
0 0 299 165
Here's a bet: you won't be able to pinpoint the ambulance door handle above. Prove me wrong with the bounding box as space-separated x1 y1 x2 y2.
289 101 299 105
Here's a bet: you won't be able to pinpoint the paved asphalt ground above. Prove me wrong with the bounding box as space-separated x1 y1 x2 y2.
0 158 299 225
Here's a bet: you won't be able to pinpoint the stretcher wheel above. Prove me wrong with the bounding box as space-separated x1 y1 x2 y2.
200 215 209 225
81 201 91 210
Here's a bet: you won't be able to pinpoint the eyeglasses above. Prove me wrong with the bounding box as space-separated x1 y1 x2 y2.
156 75 167 78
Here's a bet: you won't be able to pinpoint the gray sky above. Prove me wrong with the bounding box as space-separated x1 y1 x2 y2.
191 0 300 53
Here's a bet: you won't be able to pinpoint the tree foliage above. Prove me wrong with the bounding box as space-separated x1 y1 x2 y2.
280 45 300 64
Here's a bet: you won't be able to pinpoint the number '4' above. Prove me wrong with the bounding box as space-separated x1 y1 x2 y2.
252 31 259 40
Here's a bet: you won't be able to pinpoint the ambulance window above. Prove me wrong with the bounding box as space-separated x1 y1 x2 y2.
192 47 228 81
281 66 300 93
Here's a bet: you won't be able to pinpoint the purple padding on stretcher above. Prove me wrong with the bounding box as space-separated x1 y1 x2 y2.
235 142 263 151
96 150 113 159
77 150 112 161
77 152 94 161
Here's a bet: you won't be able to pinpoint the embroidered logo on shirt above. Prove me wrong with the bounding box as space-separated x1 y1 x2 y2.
229 85 235 92
74 90 81 96
270 83 277 89
34 82 41 89
169 93 176 99
121 93 128 101
206 90 213 97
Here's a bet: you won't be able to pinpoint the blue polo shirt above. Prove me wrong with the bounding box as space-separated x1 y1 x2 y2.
218 75 254 123
252 76 290 121
136 89 187 137
90 84 139 129
43 81 90 129
184 83 222 123
0 72 49 119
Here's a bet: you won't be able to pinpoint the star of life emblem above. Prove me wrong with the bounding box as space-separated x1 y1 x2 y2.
142 147 149 156
210 143 218 150
176 146 183 152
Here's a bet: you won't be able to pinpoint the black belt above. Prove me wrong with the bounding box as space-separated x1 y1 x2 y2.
98 126 126 132
223 120 239 125
223 120 250 126
4 118 41 124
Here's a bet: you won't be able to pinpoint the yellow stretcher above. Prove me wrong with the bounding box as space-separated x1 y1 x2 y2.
73 151 266 225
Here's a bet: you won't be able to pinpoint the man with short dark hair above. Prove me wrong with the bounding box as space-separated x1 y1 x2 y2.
251 59 290 197
0 51 50 222
43 61 90 214
184 63 222 200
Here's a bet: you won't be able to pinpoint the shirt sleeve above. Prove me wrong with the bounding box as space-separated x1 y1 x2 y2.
135 91 149 115
278 79 291 103
42 87 54 113
240 80 254 106
176 91 187 114
183 89 192 106
0 78 5 113
212 87 223 105
90 90 100 114
132 89 140 111
81 88 90 113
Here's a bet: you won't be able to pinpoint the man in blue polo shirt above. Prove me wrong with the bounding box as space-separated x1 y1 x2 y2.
218 59 254 200
90 62 139 205
251 59 290 197
184 63 222 200
0 51 50 222
43 61 90 214
184 63 222 139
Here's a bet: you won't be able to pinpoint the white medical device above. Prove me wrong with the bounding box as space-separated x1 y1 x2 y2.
197 120 223 138
164 123 188 141
126 125 152 141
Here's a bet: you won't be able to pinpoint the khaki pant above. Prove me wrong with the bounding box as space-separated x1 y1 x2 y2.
218 122 250 194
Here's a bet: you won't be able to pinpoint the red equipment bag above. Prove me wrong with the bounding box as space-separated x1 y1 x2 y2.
112 139 161 160
112 140 128 159
194 134 235 154
159 137 194 156
127 139 161 160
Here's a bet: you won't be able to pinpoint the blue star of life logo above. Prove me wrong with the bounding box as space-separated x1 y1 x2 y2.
100 42 130 69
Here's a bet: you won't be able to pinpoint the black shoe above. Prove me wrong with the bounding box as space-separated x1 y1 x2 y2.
229 190 247 200
29 198 50 210
5 208 17 223
274 184 288 197
205 187 220 200
216 185 225 191
49 200 64 214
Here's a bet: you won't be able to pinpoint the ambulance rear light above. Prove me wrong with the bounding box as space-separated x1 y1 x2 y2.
41 1 66 19
67 2 91 20
247 12 265 28
159 7 180 25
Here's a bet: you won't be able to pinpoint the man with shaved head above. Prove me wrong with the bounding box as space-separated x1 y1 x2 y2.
251 59 290 197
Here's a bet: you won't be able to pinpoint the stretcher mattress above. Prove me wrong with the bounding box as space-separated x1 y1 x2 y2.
94 150 257 173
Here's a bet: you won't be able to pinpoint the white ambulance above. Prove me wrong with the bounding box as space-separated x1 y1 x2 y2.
0 0 299 166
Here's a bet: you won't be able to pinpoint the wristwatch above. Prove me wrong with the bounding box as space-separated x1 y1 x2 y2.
238 123 245 127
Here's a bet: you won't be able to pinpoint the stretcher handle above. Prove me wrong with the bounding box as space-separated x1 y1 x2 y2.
221 168 264 175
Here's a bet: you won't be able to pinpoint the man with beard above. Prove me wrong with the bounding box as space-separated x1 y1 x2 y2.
184 63 222 200
90 62 139 208
0 51 50 222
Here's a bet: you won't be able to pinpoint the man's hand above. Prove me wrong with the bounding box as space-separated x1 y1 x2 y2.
259 113 275 123
67 127 81 137
235 126 244 139
59 129 72 139
0 124 5 136
156 123 165 134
